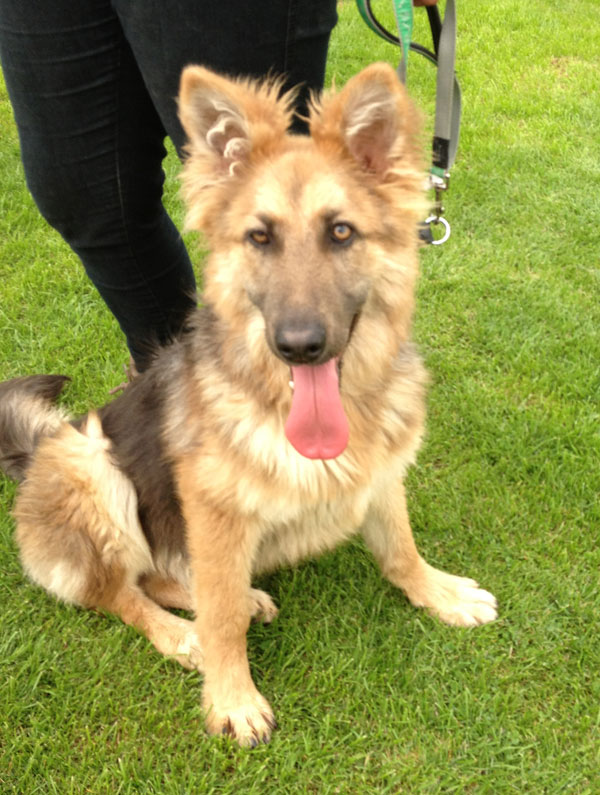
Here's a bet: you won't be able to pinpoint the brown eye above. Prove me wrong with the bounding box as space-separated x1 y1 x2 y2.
330 223 354 244
248 229 270 247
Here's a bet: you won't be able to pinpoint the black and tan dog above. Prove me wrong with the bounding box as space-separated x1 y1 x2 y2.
0 64 496 746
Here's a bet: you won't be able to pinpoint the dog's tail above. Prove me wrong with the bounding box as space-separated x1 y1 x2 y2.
0 375 70 482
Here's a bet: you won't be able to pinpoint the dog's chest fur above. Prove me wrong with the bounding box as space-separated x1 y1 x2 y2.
95 307 424 575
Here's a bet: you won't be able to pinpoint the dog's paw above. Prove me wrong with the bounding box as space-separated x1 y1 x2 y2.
204 688 277 747
405 563 497 627
249 588 278 624
149 615 204 670
174 628 204 671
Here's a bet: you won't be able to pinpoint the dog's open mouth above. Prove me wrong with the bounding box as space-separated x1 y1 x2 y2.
285 359 349 460
282 312 362 461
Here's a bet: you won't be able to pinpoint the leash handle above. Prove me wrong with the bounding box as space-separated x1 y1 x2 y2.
391 0 413 83
355 0 413 82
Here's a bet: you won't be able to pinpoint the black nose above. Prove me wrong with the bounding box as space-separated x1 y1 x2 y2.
274 321 327 364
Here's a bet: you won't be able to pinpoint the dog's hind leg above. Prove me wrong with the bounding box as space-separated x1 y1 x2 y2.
362 480 498 627
14 414 203 669
97 580 203 670
139 573 195 612
139 575 278 628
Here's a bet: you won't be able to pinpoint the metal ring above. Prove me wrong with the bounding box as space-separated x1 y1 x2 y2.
424 215 451 245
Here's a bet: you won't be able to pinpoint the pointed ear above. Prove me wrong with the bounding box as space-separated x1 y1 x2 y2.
178 66 293 177
310 63 419 179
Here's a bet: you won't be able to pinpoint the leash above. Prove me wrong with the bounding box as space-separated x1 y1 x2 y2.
355 0 461 245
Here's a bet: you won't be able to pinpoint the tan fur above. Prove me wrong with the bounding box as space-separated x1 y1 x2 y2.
6 64 496 748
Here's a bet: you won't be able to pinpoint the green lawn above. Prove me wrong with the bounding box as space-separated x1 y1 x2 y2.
1 1 599 792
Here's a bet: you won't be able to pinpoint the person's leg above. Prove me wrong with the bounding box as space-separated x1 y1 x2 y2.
0 0 196 370
114 0 338 152
0 0 337 369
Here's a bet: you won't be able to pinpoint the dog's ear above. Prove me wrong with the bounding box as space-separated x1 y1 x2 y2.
179 66 294 177
310 63 419 180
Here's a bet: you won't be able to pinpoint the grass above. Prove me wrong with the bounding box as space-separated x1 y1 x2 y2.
1 0 600 791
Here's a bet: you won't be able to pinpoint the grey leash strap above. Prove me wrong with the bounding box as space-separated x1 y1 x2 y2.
426 0 461 245
432 0 460 174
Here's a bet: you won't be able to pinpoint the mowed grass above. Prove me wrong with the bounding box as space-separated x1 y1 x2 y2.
1 1 599 792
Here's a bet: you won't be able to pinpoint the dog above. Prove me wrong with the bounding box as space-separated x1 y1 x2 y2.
0 63 497 747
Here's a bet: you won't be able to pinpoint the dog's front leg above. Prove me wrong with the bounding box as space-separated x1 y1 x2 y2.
178 479 275 746
362 480 497 627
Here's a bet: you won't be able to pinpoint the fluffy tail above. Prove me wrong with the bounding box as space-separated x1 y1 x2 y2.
0 375 70 482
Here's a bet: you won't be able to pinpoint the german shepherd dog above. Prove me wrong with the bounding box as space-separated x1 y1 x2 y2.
0 64 497 746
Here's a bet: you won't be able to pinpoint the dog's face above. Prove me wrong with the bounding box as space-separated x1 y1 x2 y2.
222 148 372 367
179 64 425 458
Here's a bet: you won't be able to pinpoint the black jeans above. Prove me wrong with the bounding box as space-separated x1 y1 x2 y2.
0 0 337 369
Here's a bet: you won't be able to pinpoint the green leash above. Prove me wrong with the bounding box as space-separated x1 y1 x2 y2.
356 0 413 83
355 0 461 245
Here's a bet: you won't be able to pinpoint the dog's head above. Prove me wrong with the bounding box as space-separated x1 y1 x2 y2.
179 64 425 459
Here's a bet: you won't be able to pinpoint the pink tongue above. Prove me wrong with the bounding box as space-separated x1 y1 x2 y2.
284 359 349 460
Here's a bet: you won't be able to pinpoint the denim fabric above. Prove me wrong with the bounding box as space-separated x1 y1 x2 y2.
0 0 337 369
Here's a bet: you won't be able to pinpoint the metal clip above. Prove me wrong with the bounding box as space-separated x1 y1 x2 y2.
424 215 451 245
429 171 449 214
429 171 450 192
425 171 451 245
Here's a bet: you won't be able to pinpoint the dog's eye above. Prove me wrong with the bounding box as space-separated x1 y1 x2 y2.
248 229 271 247
330 223 354 245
